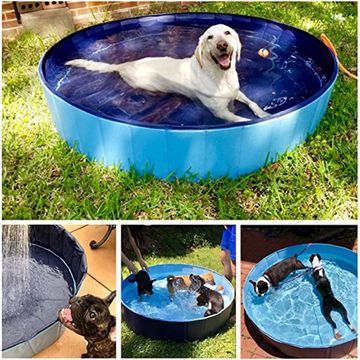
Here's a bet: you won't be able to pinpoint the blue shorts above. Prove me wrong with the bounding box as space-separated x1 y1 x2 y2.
220 225 236 262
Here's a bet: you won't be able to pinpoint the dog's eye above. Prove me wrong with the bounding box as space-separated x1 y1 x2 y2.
89 312 96 319
224 31 231 35
207 35 213 40
72 322 78 329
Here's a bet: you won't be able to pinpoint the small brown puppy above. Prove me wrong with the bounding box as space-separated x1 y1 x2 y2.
167 272 215 300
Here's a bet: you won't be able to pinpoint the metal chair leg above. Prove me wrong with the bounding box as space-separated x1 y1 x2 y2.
89 225 116 249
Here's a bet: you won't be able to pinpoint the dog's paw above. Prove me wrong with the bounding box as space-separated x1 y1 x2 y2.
349 324 356 333
256 109 270 118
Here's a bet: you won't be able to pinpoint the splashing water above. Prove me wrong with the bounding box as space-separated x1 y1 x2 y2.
2 225 31 311
2 226 72 349
122 277 231 321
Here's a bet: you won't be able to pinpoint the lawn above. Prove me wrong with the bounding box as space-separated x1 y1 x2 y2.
121 226 236 358
2 2 357 220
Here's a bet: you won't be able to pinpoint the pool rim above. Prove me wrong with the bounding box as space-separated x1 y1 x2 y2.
243 243 357 350
38 11 338 131
121 262 235 322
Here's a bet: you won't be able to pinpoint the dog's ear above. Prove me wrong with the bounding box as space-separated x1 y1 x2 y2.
234 32 242 61
195 34 205 68
104 290 116 306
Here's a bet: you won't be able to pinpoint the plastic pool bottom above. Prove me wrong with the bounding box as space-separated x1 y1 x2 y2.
248 260 357 347
46 25 330 128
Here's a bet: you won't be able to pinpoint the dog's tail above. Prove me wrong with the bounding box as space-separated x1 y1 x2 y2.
66 59 123 74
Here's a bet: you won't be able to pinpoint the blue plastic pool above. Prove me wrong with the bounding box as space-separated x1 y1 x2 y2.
122 264 234 341
2 226 87 358
243 244 357 358
39 13 338 180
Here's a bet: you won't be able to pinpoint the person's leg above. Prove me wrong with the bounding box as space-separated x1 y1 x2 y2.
231 260 236 279
220 249 233 282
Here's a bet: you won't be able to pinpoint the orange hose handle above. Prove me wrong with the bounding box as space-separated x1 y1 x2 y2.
320 34 357 80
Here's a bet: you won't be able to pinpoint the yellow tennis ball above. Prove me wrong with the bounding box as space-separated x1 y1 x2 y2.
258 48 269 58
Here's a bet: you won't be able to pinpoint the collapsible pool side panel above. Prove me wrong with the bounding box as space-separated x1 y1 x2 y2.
39 13 338 180
122 264 234 341
2 226 87 358
243 244 357 358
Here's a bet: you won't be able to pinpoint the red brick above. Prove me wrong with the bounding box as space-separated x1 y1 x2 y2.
2 3 14 12
2 13 5 21
88 1 106 6
118 2 138 9
2 19 19 29
67 1 87 9
5 12 16 20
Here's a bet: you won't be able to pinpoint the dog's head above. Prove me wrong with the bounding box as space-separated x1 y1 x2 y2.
189 273 205 291
129 270 156 295
58 291 116 341
250 278 270 297
309 253 322 267
195 24 241 71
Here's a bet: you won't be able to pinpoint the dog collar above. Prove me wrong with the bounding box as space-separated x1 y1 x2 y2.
263 273 272 285
313 265 324 272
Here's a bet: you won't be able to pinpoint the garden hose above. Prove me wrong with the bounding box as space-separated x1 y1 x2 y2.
320 33 357 80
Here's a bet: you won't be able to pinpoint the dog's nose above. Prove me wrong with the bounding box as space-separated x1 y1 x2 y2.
217 40 228 51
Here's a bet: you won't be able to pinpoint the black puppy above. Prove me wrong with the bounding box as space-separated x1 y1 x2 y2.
310 254 356 339
129 270 156 296
189 274 224 317
250 255 307 296
58 291 116 358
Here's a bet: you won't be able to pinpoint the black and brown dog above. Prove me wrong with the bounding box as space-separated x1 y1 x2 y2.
58 291 116 358
167 272 215 300
189 274 224 317
310 253 356 339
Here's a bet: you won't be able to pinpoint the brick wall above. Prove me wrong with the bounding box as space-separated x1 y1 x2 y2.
2 1 193 39
2 2 23 38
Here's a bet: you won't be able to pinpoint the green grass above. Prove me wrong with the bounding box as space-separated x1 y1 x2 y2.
2 2 357 219
121 246 236 358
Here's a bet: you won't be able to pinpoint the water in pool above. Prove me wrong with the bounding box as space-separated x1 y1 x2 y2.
2 226 72 350
122 276 231 321
245 259 357 347
2 256 71 349
47 25 328 127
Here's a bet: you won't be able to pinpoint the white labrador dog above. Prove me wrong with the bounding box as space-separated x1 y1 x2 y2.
66 24 269 122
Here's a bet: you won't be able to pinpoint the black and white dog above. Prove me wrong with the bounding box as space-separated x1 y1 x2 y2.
189 274 224 317
250 255 307 296
310 253 356 339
